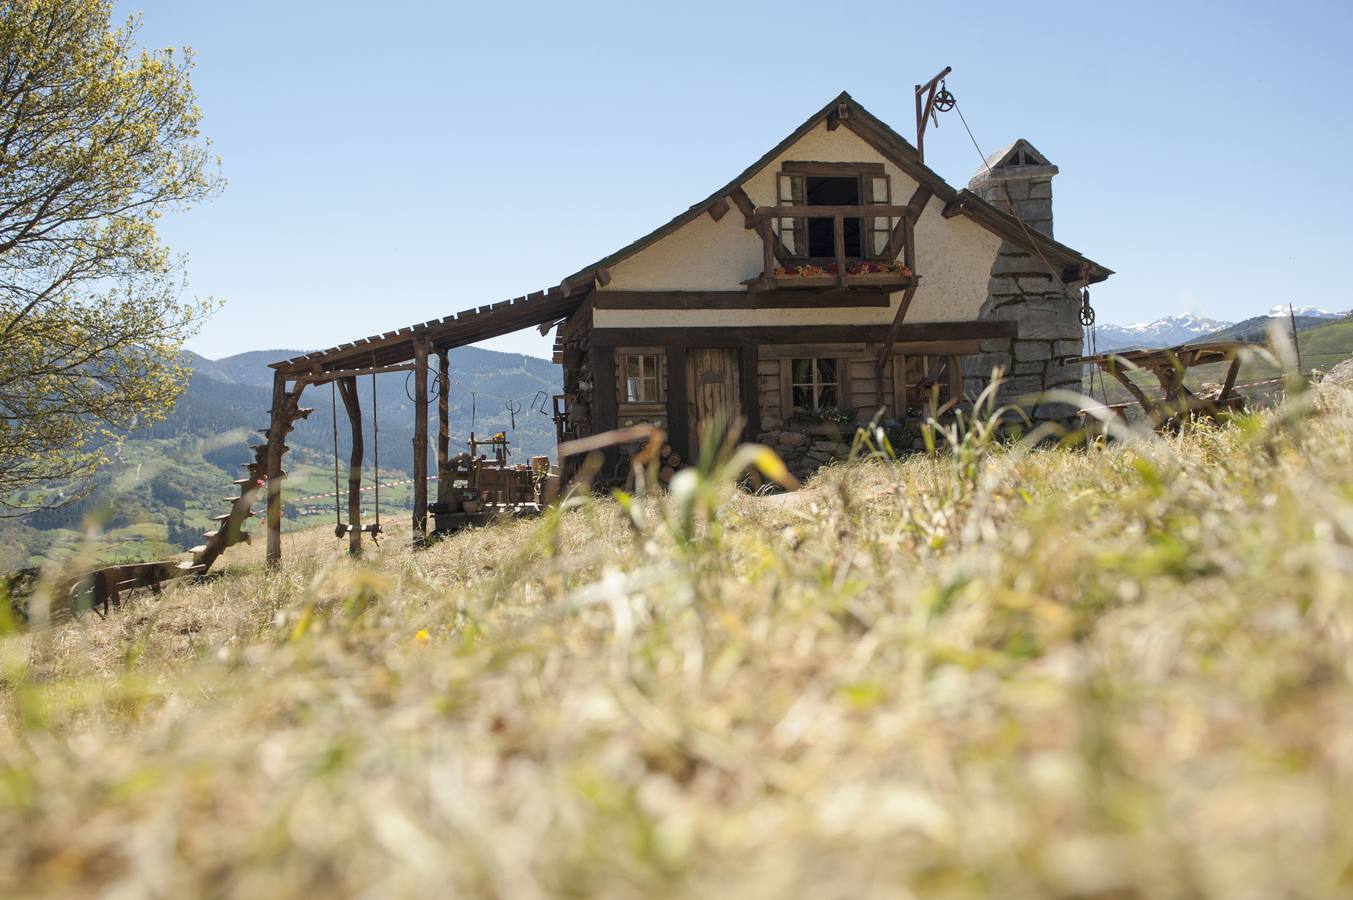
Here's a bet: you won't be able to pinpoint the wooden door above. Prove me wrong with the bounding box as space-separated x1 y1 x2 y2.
686 347 741 458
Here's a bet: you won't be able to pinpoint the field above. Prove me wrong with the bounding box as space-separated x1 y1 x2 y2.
2 378 1353 898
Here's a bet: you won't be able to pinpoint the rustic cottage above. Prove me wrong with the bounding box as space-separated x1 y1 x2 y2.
548 93 1112 476
262 90 1113 561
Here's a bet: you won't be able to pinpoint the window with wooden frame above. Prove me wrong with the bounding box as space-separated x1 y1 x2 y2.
790 357 840 413
897 354 964 416
617 351 666 406
773 162 896 261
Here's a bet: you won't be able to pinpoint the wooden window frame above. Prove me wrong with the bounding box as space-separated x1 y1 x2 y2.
617 348 666 408
895 354 965 416
788 357 843 414
775 162 892 262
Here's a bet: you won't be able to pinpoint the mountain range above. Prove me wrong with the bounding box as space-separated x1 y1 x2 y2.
1092 307 1350 351
171 346 562 474
0 346 562 570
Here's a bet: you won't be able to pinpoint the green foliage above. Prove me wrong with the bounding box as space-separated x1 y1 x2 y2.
0 0 221 511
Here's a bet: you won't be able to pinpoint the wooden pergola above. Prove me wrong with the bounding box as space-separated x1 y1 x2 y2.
1071 340 1253 430
263 286 587 566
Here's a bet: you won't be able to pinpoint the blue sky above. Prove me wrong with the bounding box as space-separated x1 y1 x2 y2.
120 0 1353 361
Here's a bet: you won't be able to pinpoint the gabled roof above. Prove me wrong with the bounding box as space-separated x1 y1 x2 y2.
274 92 1111 375
560 91 1110 290
980 138 1054 172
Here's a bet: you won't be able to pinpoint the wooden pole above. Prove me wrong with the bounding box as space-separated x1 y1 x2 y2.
436 348 450 502
337 376 363 557
265 371 287 567
1288 303 1303 373
412 339 429 543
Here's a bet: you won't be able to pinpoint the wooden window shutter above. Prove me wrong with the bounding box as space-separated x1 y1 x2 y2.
865 175 892 259
776 174 807 259
838 357 853 413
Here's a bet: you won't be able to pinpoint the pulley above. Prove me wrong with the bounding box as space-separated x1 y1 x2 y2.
1079 288 1096 327
932 80 956 113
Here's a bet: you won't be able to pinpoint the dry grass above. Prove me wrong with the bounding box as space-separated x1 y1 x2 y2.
3 383 1353 898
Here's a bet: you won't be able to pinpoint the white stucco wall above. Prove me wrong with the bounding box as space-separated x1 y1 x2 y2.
595 122 1003 330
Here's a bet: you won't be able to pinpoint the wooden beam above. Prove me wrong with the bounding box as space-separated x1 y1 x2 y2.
437 349 450 501
887 186 933 261
591 345 619 474
707 197 730 222
739 344 760 441
266 372 287 567
729 187 757 228
875 283 920 372
592 321 1017 348
893 355 908 415
780 161 885 177
591 290 891 310
337 376 363 557
294 363 419 384
832 214 847 287
1220 355 1242 401
412 340 429 543
666 344 689 462
595 267 612 288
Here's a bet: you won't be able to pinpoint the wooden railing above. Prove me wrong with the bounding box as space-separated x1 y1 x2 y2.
750 204 913 289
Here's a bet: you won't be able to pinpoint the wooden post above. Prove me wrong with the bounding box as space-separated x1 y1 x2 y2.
833 213 847 287
591 344 618 475
1220 355 1242 401
265 371 287 567
412 339 429 543
665 344 688 462
436 348 450 502
739 344 760 441
337 376 363 557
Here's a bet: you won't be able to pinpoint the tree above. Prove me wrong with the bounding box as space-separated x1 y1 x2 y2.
0 0 221 512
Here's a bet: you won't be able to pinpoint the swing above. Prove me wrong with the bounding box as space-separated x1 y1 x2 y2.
363 371 383 542
331 381 350 539
329 373 384 544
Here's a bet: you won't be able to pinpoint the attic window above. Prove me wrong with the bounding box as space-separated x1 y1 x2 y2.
806 176 860 258
773 163 893 260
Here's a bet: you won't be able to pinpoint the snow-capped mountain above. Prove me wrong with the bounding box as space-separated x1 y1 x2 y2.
1267 305 1345 320
1092 314 1233 351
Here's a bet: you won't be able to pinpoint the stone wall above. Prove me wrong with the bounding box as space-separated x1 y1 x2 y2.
756 414 855 482
962 241 1084 421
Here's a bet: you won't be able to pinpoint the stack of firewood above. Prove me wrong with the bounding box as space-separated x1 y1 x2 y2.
658 443 682 485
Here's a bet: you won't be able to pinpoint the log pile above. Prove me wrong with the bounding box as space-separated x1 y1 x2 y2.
658 443 682 485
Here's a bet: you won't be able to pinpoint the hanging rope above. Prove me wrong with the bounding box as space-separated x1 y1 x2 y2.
331 382 345 537
953 97 1102 402
1081 288 1110 404
370 370 381 536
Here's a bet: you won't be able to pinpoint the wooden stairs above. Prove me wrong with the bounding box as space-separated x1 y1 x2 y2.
69 406 311 616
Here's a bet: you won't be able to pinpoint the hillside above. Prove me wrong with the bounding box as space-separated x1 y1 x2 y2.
0 345 561 569
2 383 1352 897
1201 312 1349 343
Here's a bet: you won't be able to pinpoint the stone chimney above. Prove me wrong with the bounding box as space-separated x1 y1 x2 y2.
962 138 1083 424
967 139 1058 238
